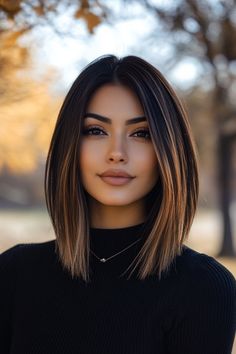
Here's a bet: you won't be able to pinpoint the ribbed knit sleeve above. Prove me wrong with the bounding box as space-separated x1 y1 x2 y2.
167 253 236 354
0 245 21 353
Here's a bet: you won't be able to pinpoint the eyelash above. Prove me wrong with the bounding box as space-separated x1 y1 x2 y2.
82 126 151 140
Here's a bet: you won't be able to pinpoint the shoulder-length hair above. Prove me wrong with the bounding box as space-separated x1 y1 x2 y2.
44 54 199 283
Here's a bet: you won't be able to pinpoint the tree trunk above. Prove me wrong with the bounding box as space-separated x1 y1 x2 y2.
217 132 235 257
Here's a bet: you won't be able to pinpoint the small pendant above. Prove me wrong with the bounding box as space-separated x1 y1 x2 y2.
100 258 106 263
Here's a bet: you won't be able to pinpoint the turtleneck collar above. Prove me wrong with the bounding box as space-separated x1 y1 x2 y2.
89 222 147 280
90 222 146 253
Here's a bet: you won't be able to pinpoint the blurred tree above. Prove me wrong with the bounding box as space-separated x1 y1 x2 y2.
0 0 106 34
0 78 60 173
137 0 236 256
0 0 235 256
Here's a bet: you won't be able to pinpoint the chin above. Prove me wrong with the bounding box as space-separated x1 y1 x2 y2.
100 199 133 206
93 195 137 206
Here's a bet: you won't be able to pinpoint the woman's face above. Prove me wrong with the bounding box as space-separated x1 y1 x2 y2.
79 83 159 210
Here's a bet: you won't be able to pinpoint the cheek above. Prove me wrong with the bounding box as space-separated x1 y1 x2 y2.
132 145 158 174
79 141 98 168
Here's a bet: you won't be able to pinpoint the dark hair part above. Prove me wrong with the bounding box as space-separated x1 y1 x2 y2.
44 54 199 283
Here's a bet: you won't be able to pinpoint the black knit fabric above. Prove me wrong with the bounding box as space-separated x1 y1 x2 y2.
0 222 235 354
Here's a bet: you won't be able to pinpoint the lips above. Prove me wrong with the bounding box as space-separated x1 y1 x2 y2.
99 169 133 178
99 176 133 186
98 169 135 186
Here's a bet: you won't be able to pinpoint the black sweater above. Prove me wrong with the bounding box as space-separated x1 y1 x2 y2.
0 222 235 354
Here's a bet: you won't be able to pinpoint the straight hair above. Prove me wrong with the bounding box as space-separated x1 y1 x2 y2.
44 54 199 283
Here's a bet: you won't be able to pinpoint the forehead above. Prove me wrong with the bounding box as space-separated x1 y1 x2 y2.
86 84 144 117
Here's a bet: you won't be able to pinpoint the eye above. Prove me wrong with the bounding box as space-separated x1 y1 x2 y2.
132 129 151 140
82 126 151 139
82 126 106 136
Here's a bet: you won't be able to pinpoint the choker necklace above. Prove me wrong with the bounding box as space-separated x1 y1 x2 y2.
90 237 142 263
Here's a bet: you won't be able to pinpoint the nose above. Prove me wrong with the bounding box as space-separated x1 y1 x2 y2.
106 135 128 163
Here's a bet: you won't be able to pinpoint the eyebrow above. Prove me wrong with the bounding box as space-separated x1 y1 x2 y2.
84 113 147 125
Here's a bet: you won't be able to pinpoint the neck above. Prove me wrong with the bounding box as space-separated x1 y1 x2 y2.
88 197 147 229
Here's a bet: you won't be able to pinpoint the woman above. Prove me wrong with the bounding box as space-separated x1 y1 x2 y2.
0 54 235 353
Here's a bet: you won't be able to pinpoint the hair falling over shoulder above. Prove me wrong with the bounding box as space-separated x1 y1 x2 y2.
44 54 199 283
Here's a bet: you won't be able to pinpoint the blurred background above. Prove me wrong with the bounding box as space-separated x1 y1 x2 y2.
0 0 236 292
0 0 235 349
1 0 236 265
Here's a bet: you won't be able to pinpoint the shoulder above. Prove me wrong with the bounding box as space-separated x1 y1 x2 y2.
178 245 235 281
0 239 56 258
165 247 236 353
0 241 56 323
174 245 236 301
0 240 56 273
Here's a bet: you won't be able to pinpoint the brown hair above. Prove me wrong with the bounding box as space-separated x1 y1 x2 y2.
44 54 199 283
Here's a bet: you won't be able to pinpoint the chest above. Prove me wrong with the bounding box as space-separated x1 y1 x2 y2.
10 273 176 353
